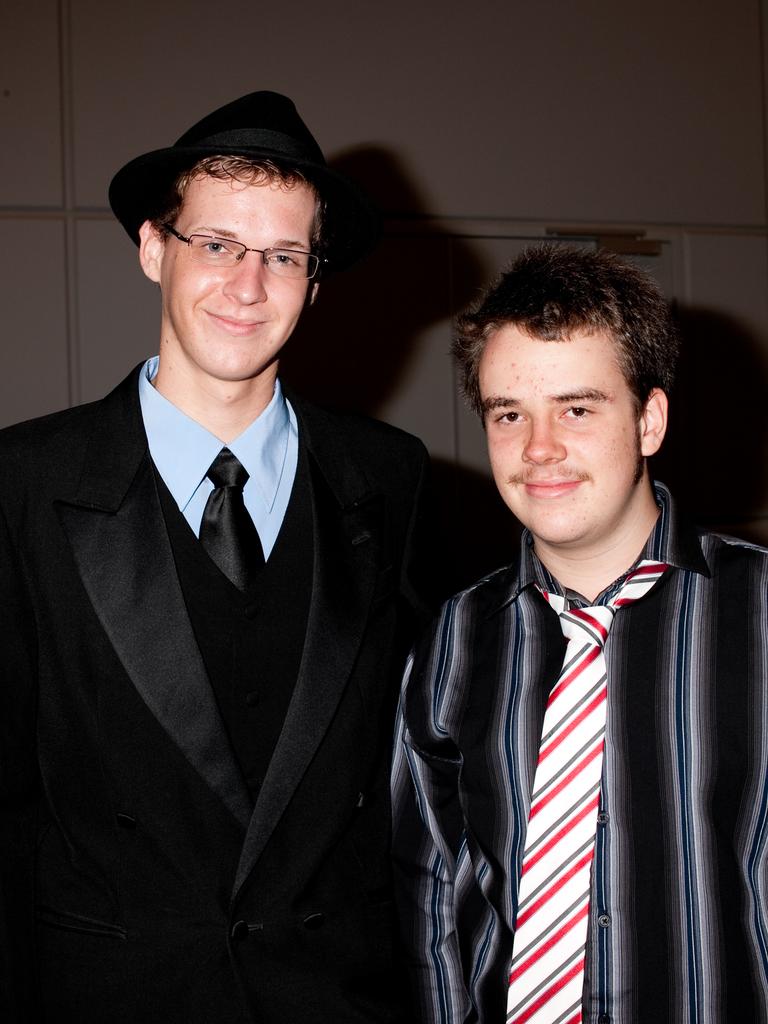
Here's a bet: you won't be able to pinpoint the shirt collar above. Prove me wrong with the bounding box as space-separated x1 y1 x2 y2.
138 356 293 513
639 481 711 577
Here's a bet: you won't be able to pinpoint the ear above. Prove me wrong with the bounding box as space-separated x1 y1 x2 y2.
138 220 165 284
309 281 320 306
639 388 668 457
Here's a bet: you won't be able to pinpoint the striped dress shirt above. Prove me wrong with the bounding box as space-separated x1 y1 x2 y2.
392 483 768 1023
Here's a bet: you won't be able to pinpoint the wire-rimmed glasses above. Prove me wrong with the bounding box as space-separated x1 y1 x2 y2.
164 224 324 280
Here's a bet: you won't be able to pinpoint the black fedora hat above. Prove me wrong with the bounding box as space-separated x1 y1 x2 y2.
108 91 380 272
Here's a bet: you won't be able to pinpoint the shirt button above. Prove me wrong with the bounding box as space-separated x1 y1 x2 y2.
244 604 258 619
597 914 611 928
245 690 259 708
597 811 610 824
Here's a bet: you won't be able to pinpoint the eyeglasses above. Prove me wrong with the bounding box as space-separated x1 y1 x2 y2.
163 224 324 280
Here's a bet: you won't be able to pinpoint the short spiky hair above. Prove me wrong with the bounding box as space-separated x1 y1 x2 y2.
454 244 679 417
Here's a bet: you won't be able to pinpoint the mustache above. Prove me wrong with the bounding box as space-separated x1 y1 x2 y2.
505 470 592 486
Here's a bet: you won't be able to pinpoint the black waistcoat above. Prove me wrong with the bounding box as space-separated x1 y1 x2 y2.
155 448 314 800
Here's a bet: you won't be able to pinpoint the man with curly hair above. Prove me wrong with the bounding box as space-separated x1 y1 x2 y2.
393 245 768 1023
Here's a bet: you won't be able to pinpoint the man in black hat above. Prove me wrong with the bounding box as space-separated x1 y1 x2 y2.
0 92 427 1023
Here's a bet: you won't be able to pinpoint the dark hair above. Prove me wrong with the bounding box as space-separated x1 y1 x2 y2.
149 155 326 264
454 244 679 417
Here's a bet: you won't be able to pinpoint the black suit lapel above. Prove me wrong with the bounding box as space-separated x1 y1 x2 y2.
56 367 252 830
234 401 382 893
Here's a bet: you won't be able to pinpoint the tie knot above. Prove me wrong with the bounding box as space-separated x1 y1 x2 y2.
206 448 249 490
538 560 668 646
559 604 615 647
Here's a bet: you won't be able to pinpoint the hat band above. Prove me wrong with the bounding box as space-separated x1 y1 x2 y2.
187 128 326 165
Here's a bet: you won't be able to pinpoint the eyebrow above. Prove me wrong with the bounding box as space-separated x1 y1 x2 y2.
191 226 310 249
481 388 612 414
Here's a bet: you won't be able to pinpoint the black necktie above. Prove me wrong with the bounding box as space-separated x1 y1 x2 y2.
199 448 265 589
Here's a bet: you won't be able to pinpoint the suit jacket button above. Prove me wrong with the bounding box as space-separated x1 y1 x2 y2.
230 920 249 941
302 913 325 930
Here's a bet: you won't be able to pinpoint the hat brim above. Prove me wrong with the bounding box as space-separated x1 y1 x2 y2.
108 144 381 272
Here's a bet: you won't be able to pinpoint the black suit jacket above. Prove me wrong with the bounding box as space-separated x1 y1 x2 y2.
0 365 430 1023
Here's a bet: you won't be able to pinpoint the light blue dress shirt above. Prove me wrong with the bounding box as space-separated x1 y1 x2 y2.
138 356 298 559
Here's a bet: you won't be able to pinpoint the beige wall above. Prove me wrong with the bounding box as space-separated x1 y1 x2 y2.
2 0 767 578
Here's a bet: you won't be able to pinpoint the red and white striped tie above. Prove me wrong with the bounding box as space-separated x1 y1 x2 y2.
506 560 668 1024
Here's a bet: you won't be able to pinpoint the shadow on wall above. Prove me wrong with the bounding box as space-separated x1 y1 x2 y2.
281 144 515 598
428 456 523 597
280 143 485 414
653 306 768 544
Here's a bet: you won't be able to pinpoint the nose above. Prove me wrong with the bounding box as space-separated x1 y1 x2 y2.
522 418 567 464
222 252 268 305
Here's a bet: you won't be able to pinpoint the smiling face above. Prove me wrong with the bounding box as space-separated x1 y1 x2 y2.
139 173 317 416
479 324 667 578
